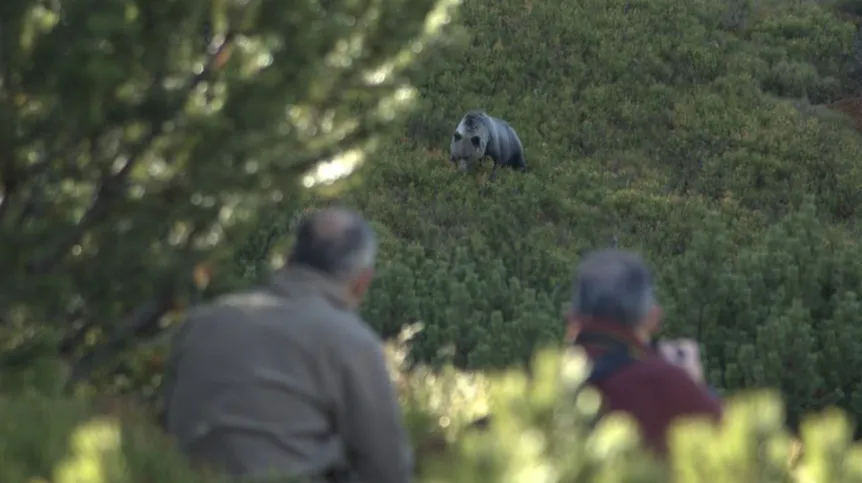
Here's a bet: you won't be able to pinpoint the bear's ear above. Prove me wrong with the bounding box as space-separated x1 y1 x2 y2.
453 131 462 141
470 136 481 148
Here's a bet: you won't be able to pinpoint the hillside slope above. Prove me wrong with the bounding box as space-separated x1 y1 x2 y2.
302 0 862 428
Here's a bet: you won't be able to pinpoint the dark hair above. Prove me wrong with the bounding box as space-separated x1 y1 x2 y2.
288 209 377 279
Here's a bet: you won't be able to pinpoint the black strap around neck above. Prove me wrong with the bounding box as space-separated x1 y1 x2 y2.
587 350 636 384
574 332 639 385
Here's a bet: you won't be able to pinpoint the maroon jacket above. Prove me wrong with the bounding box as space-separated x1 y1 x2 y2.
573 322 723 456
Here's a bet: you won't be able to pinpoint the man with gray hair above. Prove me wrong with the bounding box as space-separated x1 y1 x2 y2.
566 249 722 456
162 207 413 482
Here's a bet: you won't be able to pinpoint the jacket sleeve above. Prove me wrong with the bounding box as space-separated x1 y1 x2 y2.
160 319 195 431
338 336 414 483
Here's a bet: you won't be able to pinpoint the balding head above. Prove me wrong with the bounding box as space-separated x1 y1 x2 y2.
288 207 378 283
570 249 656 327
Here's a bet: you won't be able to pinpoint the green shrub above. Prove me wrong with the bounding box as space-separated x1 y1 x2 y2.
0 0 460 391
323 0 862 430
6 342 862 482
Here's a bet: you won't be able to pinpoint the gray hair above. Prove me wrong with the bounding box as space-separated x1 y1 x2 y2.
288 207 378 281
570 249 656 326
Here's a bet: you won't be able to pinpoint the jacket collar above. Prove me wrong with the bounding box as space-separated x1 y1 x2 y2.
268 264 353 311
573 319 654 360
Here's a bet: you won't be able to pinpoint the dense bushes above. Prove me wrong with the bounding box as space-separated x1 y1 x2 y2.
334 0 862 427
4 0 862 480
406 0 862 220
8 343 862 482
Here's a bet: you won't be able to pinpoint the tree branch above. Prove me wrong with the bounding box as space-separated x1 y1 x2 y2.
12 90 164 231
0 161 15 228
12 164 53 230
64 281 178 388
63 223 205 389
27 35 235 275
0 91 16 229
14 132 101 230
56 307 91 358
27 135 151 274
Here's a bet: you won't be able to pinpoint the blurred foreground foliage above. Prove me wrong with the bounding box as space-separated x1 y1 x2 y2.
0 0 461 388
3 337 862 483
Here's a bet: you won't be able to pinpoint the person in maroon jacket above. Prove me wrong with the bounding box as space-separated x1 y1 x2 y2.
565 249 723 456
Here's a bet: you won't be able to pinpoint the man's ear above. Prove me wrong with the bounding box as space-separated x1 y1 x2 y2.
349 267 375 302
643 304 664 334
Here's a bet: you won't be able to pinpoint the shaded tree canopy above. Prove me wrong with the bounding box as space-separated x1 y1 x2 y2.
0 0 460 385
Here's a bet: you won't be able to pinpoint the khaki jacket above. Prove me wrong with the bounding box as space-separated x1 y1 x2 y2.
162 265 414 482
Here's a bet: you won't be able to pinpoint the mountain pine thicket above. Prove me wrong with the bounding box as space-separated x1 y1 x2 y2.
3 0 862 480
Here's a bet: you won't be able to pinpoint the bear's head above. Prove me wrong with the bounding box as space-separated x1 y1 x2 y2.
449 112 489 171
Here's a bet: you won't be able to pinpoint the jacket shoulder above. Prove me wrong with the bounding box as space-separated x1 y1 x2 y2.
592 356 721 456
184 287 362 341
595 357 699 399
610 357 700 387
600 357 722 412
